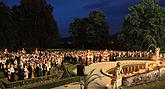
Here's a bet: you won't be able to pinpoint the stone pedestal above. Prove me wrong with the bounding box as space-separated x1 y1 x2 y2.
116 78 122 88
112 78 122 89
105 84 112 89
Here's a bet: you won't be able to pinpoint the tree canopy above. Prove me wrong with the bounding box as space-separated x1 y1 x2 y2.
0 2 16 49
69 11 109 49
0 0 59 50
117 0 165 50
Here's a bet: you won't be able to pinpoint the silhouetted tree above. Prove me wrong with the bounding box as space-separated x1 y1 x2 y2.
117 0 165 50
0 0 59 50
69 11 109 49
0 2 17 49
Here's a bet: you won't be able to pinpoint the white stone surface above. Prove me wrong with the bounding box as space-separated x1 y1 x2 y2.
53 60 152 89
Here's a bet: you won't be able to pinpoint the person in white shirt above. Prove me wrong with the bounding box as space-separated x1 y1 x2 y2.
7 64 11 80
10 65 15 81
24 65 29 79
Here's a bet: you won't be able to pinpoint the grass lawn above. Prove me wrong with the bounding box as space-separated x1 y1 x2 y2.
123 80 165 89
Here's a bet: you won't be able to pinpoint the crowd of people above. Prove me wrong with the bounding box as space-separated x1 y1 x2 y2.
0 48 64 81
0 48 161 82
64 49 156 65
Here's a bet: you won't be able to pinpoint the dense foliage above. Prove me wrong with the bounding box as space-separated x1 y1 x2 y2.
0 3 16 49
117 0 165 50
69 11 109 49
1 0 165 51
0 0 59 50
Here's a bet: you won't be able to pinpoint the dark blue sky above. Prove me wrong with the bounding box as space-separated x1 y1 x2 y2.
2 0 165 37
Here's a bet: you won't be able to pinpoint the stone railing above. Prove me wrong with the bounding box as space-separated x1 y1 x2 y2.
123 67 165 87
101 60 153 77
100 60 154 89
101 62 116 77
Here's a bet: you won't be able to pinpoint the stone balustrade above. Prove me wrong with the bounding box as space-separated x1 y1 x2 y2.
101 60 153 77
123 67 165 86
101 60 154 88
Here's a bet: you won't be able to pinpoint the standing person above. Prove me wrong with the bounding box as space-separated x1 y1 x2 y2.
1 64 4 75
46 61 51 75
14 59 18 81
28 63 32 79
14 64 18 81
42 63 47 76
10 65 15 82
35 64 39 77
18 65 24 80
24 65 29 79
7 64 11 81
4 49 8 54
38 63 43 77
16 56 20 66
0 59 2 71
4 65 8 80
31 63 35 78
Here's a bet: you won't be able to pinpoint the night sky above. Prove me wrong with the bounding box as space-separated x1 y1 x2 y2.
2 0 165 37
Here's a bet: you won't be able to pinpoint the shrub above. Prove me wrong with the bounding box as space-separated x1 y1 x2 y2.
50 67 58 76
30 76 81 89
1 75 59 88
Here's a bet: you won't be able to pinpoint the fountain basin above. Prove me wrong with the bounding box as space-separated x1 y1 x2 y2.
123 66 165 86
101 60 165 87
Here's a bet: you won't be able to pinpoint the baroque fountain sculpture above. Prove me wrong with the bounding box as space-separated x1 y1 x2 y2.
105 47 165 89
102 36 165 89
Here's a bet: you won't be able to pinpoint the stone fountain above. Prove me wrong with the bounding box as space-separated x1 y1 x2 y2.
103 36 165 88
122 48 165 87
102 47 165 88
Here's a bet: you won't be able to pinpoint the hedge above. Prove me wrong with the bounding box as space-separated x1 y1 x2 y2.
1 75 59 88
0 61 78 89
28 76 81 89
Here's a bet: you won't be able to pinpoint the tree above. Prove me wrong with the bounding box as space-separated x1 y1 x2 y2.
0 2 17 49
11 0 59 49
117 0 165 50
0 0 59 50
69 11 109 49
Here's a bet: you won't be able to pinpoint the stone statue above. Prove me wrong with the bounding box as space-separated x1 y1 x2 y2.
115 62 123 79
113 62 123 89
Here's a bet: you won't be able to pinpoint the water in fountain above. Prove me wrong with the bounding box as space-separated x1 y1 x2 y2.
146 44 157 52
141 35 161 64
142 35 157 50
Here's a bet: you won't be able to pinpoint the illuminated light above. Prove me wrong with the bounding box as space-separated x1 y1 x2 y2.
133 71 137 74
138 69 146 73
153 64 156 67
145 63 149 68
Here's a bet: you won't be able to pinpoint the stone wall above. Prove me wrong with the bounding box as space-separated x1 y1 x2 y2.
123 67 165 86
